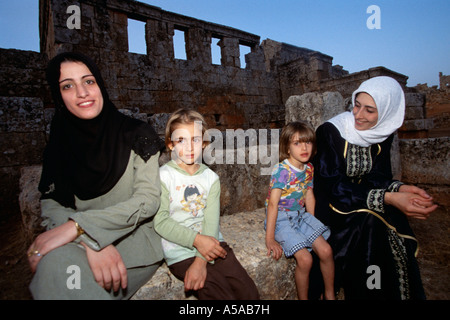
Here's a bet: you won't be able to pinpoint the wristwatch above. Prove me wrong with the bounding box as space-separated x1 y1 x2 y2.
74 221 85 237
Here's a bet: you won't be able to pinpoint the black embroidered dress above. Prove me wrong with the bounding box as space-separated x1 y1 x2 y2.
313 122 425 300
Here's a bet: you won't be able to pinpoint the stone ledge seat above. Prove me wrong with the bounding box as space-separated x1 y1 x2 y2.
131 208 296 300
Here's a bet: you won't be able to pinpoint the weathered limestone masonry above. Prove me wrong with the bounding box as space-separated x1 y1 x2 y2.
400 73 450 207
39 0 284 130
0 51 49 217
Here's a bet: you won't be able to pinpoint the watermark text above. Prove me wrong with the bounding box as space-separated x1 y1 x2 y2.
66 5 81 30
367 5 381 30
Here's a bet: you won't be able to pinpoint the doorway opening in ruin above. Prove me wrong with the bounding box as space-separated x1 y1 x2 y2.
127 18 146 54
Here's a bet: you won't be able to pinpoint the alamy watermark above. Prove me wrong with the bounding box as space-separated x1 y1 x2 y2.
65 263 382 291
367 5 381 30
170 122 279 176
66 264 81 289
66 5 81 30
65 5 382 31
366 265 381 290
62 4 379 174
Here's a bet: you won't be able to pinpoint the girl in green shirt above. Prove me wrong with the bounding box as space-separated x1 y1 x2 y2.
154 109 259 299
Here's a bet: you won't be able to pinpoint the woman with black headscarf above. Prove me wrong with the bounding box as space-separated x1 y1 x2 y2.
27 52 165 299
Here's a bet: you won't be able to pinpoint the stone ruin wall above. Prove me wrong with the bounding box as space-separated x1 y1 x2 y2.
39 0 286 131
1 0 449 222
401 73 450 206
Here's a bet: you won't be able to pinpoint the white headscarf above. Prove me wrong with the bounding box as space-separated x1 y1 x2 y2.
328 76 405 147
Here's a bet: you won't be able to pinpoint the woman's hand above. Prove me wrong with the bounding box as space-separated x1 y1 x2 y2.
193 234 227 261
265 238 283 260
385 185 438 219
184 257 207 291
82 243 128 292
27 220 78 272
398 185 433 201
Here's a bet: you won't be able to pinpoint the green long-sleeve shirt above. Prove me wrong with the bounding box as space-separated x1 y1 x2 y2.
39 151 163 269
154 160 224 266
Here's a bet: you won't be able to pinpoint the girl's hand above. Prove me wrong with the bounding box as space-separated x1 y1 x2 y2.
265 238 283 260
82 243 128 292
193 234 227 261
27 220 78 272
184 257 207 291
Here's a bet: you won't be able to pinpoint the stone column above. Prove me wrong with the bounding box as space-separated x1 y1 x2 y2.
145 19 174 64
218 37 240 68
185 27 211 65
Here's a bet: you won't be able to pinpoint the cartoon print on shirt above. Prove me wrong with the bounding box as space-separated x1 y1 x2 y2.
181 184 206 217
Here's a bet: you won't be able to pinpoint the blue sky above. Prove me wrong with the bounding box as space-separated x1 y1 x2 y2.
1 0 449 87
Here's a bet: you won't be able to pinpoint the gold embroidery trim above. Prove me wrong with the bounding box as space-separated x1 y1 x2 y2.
343 141 348 158
329 203 419 257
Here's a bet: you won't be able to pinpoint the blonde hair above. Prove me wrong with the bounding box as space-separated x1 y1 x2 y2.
279 121 316 161
164 108 209 148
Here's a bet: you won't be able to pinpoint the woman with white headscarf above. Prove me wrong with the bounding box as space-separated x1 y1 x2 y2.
312 76 437 300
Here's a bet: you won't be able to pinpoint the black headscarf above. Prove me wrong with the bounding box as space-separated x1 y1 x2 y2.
39 52 164 209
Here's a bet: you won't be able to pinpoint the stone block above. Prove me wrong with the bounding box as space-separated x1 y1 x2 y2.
148 113 171 137
400 119 434 131
0 97 44 133
405 106 425 120
0 132 46 167
399 137 450 188
118 108 148 123
285 92 345 130
405 92 425 108
211 159 270 214
19 165 45 244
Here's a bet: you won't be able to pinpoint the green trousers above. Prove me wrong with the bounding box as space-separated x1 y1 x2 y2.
29 242 160 300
